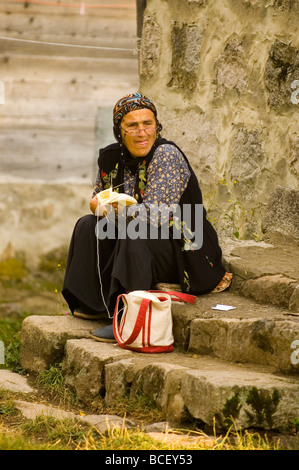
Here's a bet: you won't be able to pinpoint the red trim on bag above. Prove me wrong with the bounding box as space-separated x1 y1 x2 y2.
112 292 175 354
124 298 149 346
147 301 152 346
117 343 174 353
142 314 146 348
149 290 197 304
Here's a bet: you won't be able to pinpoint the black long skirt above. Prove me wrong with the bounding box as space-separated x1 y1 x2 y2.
62 214 179 318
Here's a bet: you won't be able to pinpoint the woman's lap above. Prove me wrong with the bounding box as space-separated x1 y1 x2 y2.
62 215 179 315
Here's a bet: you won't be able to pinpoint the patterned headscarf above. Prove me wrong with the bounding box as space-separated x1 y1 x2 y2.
113 93 158 128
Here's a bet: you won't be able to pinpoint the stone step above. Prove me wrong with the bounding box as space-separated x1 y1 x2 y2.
19 315 299 432
20 290 299 377
220 237 299 312
171 291 299 374
103 354 299 432
158 237 299 313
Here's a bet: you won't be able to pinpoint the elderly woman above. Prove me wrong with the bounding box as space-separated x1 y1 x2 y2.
62 93 232 341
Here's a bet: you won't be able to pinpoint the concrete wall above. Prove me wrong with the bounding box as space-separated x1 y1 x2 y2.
0 1 139 267
0 0 138 181
138 0 299 240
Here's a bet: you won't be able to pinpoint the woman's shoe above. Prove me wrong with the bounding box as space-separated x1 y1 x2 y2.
212 272 233 293
90 324 116 343
73 310 105 320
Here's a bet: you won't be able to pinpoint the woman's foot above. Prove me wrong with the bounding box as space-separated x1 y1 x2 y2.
212 272 233 293
73 308 105 321
90 324 116 343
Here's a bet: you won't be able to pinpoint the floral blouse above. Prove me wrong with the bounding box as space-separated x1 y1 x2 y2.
93 143 190 206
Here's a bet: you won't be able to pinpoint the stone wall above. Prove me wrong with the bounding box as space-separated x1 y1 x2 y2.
138 0 299 241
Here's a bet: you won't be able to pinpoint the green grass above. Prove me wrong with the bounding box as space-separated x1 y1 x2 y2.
36 364 79 407
0 429 57 450
0 413 282 450
0 391 18 417
0 259 28 282
0 364 286 450
0 311 29 374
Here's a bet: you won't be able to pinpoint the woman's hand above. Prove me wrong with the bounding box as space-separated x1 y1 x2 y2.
90 196 107 217
90 197 125 218
90 196 98 214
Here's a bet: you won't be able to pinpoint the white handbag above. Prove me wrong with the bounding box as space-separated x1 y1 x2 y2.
113 290 196 353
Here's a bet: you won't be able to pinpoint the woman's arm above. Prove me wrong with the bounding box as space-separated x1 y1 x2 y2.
130 144 191 226
90 171 104 215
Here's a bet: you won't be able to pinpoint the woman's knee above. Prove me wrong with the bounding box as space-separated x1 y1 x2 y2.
119 237 150 253
74 214 97 233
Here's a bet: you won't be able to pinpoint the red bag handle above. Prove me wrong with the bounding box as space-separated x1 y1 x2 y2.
113 294 151 346
149 290 196 304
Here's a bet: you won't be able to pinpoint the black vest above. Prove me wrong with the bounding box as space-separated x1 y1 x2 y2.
97 137 225 294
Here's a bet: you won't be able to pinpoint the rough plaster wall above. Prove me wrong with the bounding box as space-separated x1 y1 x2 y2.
0 179 92 270
139 0 299 240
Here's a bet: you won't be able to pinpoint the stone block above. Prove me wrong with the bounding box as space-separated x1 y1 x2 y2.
241 275 297 309
289 285 299 312
230 126 265 201
265 40 299 113
168 21 202 92
14 400 77 421
230 244 298 281
79 414 136 434
171 303 198 350
273 0 299 12
262 186 299 245
62 339 133 403
130 362 189 425
188 317 299 373
104 359 135 405
139 14 162 80
215 35 247 99
20 315 104 373
181 368 299 431
0 370 35 394
156 107 219 188
289 132 299 177
14 399 136 434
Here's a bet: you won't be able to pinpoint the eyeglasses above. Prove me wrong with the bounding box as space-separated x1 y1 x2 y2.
121 126 157 136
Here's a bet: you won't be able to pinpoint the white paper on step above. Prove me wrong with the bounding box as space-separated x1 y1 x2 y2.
211 304 236 311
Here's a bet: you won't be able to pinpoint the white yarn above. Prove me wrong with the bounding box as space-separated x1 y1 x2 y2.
95 181 126 320
96 214 113 319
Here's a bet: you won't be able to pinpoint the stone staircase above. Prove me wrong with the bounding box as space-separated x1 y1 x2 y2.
18 237 299 434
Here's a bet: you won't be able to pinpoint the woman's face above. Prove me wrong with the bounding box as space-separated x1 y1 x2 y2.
120 108 157 158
